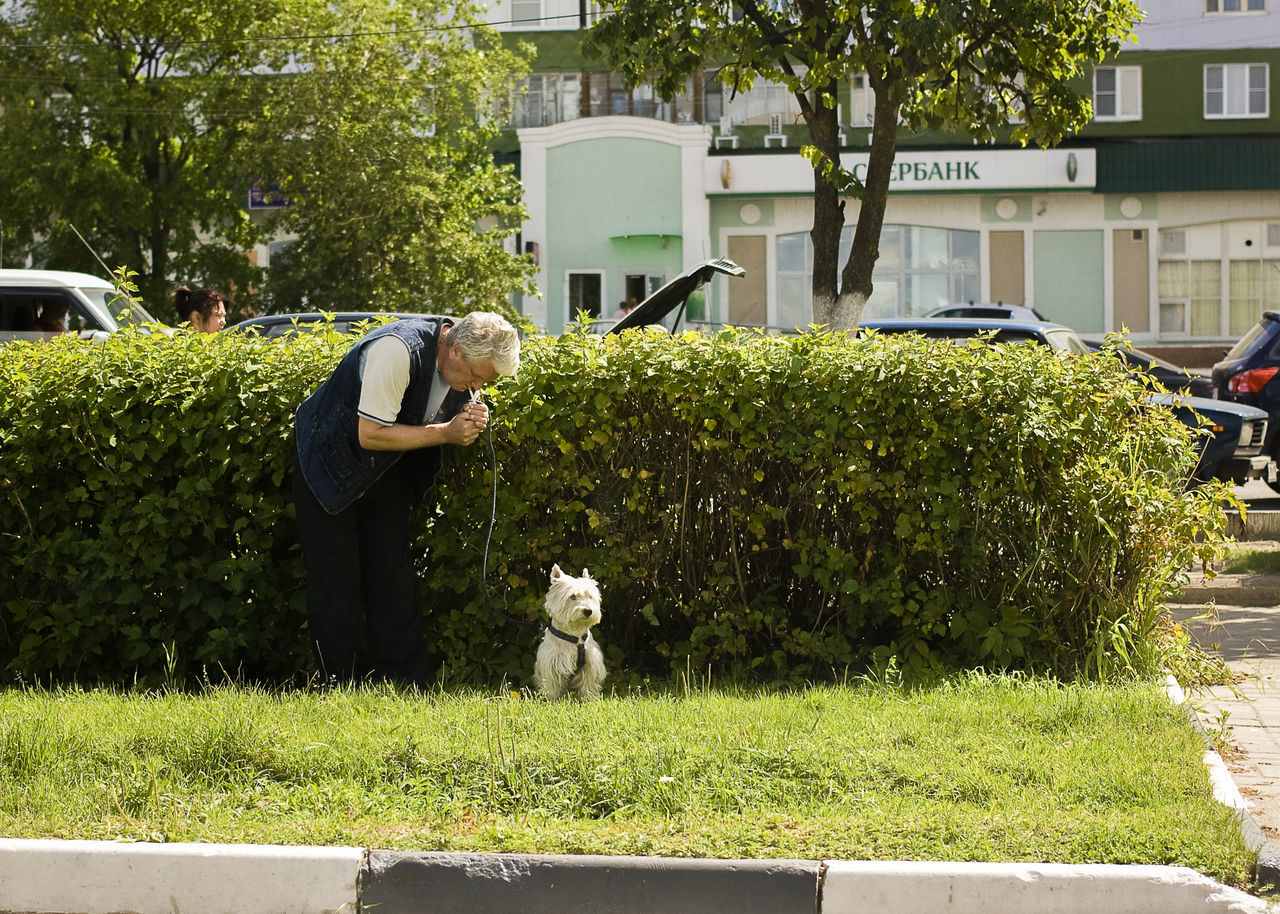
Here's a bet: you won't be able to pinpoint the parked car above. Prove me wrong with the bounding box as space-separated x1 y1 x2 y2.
230 312 426 338
924 302 1047 322
860 317 1272 487
1081 336 1214 399
861 317 1091 354
0 269 165 342
1212 311 1280 492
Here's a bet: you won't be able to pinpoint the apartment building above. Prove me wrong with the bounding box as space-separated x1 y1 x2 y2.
493 0 1280 363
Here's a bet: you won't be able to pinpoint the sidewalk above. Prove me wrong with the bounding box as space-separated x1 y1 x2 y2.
1173 576 1280 847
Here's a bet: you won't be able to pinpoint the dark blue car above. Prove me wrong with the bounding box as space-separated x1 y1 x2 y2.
1213 311 1280 492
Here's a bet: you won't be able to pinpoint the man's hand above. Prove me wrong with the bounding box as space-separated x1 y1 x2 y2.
357 400 489 451
447 401 489 446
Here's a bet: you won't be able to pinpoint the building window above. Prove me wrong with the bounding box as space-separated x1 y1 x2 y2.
776 225 979 325
566 271 604 320
1207 0 1265 11
1204 63 1269 118
1158 260 1221 337
509 0 541 27
1093 66 1142 121
1230 260 1280 336
510 74 581 128
721 75 802 128
849 73 874 127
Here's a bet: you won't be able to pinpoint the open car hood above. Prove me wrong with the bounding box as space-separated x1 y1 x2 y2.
606 258 745 335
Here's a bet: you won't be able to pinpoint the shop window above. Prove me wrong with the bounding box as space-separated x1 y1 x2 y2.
1158 260 1220 337
1230 259 1280 335
1093 66 1142 121
775 225 979 323
1204 63 1269 118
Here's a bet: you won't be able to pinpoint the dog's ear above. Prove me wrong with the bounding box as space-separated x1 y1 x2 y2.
581 568 591 580
551 564 563 580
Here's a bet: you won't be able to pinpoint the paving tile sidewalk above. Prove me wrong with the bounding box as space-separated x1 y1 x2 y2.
1172 576 1280 843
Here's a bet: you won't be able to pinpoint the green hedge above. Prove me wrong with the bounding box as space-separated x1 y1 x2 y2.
0 326 1227 688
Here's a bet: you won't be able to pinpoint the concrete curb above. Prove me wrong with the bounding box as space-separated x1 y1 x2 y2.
0 838 363 914
821 861 1271 914
1167 676 1280 893
1177 573 1280 608
1227 510 1280 542
1 838 1273 914
361 851 820 913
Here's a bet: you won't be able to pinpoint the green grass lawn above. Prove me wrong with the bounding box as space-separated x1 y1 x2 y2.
0 675 1256 889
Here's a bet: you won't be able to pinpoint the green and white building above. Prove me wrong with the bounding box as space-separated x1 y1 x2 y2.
492 0 1280 365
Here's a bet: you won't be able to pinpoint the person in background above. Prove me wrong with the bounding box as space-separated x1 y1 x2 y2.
292 311 521 688
175 287 228 333
29 299 70 333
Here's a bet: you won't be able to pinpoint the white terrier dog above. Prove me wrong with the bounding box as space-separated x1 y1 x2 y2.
534 564 606 700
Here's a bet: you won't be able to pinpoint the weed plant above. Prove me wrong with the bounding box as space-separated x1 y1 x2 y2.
0 674 1255 889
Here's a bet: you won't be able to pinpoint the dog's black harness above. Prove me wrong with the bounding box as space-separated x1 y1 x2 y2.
547 624 588 672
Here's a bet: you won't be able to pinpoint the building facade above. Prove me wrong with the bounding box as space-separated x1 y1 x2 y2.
493 0 1280 364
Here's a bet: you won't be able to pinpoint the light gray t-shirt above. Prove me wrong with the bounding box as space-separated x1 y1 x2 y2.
357 336 450 426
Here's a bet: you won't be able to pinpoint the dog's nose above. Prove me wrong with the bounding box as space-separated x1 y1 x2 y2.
582 609 593 617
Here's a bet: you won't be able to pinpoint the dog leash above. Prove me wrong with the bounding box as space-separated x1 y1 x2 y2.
546 623 588 672
479 411 542 633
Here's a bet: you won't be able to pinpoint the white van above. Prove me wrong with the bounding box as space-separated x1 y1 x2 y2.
0 269 166 343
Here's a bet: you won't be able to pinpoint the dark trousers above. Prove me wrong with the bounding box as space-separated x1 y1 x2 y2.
293 457 434 688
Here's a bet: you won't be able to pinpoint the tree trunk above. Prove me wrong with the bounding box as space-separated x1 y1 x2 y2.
833 85 901 330
806 83 845 329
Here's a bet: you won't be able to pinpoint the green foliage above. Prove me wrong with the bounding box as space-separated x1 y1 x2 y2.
429 327 1226 685
0 327 1227 686
0 0 534 317
0 328 347 684
248 1 537 314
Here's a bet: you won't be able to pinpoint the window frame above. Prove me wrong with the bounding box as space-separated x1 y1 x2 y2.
1092 65 1142 122
1204 63 1270 119
1206 0 1266 12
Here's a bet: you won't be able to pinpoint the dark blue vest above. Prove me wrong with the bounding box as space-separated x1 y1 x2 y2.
294 317 466 515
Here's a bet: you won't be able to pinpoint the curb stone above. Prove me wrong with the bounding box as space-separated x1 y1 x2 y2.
1177 573 1280 608
1 838 1274 914
0 838 363 914
1167 676 1280 893
1227 511 1280 543
360 851 820 913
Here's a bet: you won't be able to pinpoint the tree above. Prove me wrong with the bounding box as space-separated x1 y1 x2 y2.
0 0 534 320
0 0 280 310
585 0 1141 329
246 2 536 317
